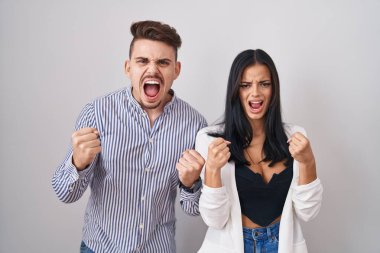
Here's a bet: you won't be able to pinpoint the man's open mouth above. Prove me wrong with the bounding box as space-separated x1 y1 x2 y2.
143 80 161 98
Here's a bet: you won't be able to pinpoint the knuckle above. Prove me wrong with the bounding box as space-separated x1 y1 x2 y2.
84 149 92 156
72 138 79 146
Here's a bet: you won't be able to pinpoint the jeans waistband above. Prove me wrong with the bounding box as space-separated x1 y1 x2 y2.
243 221 280 241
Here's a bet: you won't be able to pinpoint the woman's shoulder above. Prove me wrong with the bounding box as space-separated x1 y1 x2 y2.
198 124 224 135
195 125 225 153
283 122 307 137
196 124 224 141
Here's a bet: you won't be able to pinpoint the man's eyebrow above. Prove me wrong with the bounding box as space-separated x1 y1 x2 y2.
156 58 172 62
134 56 148 60
133 57 172 63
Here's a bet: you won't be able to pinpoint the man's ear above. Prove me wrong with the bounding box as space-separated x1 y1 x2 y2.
125 60 131 78
174 61 181 80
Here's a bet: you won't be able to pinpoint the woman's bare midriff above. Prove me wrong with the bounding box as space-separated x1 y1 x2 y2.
242 214 281 229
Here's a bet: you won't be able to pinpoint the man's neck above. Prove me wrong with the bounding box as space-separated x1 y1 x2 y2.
145 92 173 127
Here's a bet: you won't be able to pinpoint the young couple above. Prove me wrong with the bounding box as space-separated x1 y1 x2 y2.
52 20 323 253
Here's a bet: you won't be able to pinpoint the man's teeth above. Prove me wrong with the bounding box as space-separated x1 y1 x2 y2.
145 81 160 85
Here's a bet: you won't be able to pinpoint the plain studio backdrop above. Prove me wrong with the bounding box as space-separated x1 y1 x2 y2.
1 0 379 252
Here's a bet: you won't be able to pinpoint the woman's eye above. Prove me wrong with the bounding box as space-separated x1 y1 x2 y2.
239 83 250 88
260 82 271 87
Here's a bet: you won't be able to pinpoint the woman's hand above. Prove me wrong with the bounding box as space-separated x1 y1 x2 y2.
206 138 231 171
204 138 231 188
288 132 317 185
288 132 314 164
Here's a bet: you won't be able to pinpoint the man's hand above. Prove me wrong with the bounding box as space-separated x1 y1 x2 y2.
176 150 205 188
72 127 101 170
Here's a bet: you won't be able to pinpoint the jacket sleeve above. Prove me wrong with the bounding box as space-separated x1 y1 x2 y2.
196 129 231 229
199 185 231 229
292 177 323 222
51 103 98 203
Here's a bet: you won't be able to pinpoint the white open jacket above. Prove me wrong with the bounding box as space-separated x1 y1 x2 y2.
196 124 323 253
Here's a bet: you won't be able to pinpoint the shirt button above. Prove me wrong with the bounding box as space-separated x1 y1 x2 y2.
69 186 74 192
149 138 153 143
141 195 145 201
145 168 150 172
140 224 144 229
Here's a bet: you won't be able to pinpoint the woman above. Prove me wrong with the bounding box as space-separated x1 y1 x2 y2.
196 49 323 253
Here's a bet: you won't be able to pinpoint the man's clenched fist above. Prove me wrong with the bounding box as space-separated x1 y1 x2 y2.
72 127 101 170
176 150 205 188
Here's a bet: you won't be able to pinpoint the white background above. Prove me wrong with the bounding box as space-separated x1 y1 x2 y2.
1 0 379 252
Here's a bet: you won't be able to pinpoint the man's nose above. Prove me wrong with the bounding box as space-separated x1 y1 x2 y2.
146 61 158 73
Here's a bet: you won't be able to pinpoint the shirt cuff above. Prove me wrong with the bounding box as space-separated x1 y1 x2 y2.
65 154 94 181
180 179 202 200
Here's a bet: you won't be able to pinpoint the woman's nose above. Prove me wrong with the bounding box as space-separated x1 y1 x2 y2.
250 84 259 96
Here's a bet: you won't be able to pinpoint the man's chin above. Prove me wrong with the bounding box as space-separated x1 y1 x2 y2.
141 100 161 110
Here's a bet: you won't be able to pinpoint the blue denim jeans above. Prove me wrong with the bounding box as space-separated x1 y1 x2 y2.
80 241 95 253
243 221 280 253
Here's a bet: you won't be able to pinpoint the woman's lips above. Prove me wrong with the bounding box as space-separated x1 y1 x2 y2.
248 100 263 112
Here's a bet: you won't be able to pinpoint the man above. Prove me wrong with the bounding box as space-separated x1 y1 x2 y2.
52 20 207 253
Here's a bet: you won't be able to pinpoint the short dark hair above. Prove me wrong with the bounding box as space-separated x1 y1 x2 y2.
129 20 182 60
211 49 292 167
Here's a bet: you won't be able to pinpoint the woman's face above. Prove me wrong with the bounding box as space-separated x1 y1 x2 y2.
239 64 272 125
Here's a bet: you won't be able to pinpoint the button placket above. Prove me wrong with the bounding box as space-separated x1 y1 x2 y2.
140 138 150 239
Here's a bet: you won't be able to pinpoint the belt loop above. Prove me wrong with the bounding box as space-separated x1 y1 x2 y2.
266 226 272 238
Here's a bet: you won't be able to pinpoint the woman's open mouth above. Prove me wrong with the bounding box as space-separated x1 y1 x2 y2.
248 100 264 113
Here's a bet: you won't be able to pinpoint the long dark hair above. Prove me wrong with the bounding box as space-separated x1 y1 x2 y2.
210 49 292 167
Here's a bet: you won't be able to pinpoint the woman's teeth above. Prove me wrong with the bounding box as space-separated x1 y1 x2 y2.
249 101 263 109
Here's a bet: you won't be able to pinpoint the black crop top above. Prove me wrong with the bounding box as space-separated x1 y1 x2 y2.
235 164 293 227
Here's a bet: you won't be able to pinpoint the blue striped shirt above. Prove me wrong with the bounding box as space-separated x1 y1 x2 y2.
52 87 207 253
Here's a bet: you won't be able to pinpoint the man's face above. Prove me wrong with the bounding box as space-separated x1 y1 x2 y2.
125 39 181 111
